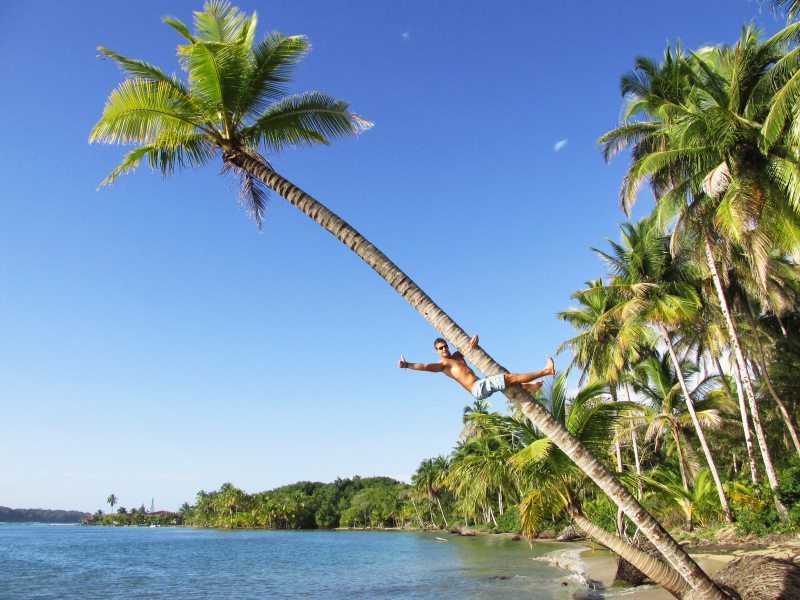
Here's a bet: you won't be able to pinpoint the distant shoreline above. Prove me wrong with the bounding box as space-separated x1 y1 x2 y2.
0 507 88 524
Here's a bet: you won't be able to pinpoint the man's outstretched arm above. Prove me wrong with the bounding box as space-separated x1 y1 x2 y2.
398 355 444 372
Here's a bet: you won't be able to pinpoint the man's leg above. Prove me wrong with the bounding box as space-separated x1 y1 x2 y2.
503 355 555 387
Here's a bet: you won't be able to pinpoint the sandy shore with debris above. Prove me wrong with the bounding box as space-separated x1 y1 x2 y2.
546 533 800 598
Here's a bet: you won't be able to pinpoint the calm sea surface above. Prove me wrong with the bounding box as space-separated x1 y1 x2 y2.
0 524 581 599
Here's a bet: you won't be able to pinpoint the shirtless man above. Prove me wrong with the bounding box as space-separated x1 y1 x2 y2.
398 335 555 400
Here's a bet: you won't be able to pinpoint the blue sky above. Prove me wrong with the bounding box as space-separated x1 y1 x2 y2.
1 0 786 512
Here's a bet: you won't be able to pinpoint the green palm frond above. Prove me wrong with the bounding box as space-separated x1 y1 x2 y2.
242 92 373 152
97 47 191 97
193 0 248 43
768 151 800 212
236 34 310 118
509 437 553 470
185 41 246 115
162 15 196 44
98 134 215 187
89 79 205 146
760 46 800 149
597 122 660 162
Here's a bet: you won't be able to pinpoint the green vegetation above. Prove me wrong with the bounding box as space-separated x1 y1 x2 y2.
182 478 412 529
86 478 413 529
83 505 182 527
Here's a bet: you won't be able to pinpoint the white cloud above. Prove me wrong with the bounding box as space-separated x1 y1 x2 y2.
554 139 568 152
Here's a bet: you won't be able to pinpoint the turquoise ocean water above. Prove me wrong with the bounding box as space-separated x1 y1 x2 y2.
0 524 584 599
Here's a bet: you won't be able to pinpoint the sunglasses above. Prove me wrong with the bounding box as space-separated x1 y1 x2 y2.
435 345 447 351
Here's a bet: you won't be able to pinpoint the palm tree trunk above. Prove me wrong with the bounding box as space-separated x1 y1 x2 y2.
658 324 733 524
230 152 726 600
410 497 425 530
624 384 644 501
702 240 787 519
748 313 800 456
632 431 643 498
713 354 759 483
674 431 694 532
436 497 449 528
615 436 625 536
571 511 689 599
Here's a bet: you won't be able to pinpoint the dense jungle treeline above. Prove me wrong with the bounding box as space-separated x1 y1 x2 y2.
87 478 425 530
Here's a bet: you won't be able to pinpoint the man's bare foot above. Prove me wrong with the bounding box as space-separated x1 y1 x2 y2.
530 381 543 391
544 355 555 376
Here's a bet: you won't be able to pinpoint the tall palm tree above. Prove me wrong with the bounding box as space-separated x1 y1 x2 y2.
460 398 491 442
598 29 800 516
594 217 733 523
558 279 653 533
107 493 118 513
725 250 800 456
557 280 652 387
628 351 731 530
674 294 761 484
431 455 451 527
90 4 724 595
412 458 448 527
445 430 518 527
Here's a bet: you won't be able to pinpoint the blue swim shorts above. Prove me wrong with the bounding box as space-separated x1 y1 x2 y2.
471 373 506 400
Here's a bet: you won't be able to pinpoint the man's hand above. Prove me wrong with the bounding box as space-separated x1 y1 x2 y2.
398 355 408 369
469 334 479 349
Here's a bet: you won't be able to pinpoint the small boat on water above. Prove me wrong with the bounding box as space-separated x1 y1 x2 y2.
435 537 448 542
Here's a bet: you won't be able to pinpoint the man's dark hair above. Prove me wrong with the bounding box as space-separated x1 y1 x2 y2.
433 338 447 348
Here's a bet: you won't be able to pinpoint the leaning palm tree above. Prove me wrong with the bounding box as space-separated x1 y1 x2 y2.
89 4 723 595
512 374 691 598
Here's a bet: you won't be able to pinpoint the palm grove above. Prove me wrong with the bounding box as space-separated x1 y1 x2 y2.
90 3 800 598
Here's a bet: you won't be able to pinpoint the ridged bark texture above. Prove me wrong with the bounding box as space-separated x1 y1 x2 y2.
230 152 726 600
571 512 690 598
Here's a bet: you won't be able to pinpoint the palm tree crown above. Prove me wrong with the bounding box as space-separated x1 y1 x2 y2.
90 0 371 228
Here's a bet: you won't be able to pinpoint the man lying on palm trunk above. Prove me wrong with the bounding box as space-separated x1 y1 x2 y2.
398 335 554 400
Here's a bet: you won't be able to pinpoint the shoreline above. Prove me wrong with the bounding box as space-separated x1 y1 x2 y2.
563 534 800 599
